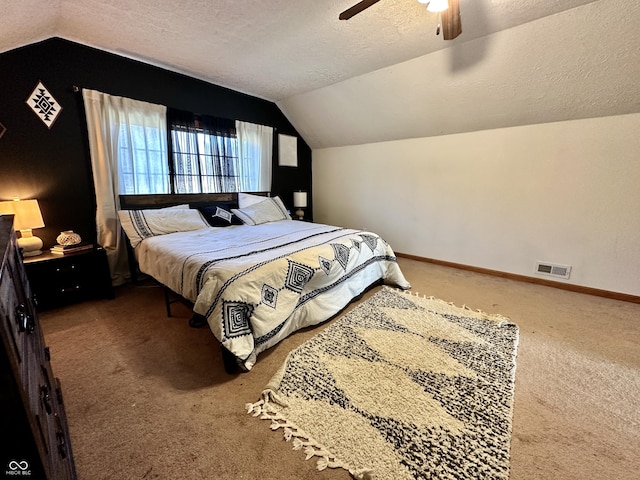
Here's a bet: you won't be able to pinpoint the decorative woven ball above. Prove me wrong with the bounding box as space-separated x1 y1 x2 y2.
57 230 82 246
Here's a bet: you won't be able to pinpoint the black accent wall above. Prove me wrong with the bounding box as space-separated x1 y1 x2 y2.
0 38 311 248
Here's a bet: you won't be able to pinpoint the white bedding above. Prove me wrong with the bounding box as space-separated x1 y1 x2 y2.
136 220 410 370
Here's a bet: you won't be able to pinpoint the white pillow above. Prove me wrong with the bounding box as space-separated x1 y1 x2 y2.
238 192 268 208
232 197 291 225
271 196 291 219
118 207 209 247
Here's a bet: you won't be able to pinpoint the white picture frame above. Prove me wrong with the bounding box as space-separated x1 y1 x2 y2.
278 134 298 167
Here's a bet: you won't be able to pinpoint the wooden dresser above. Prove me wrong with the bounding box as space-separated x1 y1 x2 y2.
0 215 76 479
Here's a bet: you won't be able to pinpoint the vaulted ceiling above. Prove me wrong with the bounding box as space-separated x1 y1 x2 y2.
3 0 640 148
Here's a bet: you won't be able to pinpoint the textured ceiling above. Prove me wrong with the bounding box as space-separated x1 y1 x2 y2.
2 0 601 101
2 0 639 148
279 0 640 148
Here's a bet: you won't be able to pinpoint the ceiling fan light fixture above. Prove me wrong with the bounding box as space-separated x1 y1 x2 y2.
339 0 459 40
426 0 449 13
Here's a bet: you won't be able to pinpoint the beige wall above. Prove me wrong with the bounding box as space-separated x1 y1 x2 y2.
312 113 640 296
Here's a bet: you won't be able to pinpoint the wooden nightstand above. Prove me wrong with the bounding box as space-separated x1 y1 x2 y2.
23 246 114 310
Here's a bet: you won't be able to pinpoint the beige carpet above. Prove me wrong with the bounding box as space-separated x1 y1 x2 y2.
40 257 640 480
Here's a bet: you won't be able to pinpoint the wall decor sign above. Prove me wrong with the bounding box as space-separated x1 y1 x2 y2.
278 133 298 167
0 122 6 140
26 81 62 128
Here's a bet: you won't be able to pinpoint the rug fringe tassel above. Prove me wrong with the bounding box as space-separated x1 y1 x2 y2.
394 286 513 325
246 389 372 478
246 389 290 419
353 468 376 480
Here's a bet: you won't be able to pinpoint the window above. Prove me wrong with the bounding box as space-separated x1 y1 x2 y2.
172 130 240 193
106 104 272 196
118 123 169 194
167 109 273 194
169 111 240 193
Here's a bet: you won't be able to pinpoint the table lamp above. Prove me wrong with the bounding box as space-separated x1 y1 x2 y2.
0 198 45 256
293 191 307 221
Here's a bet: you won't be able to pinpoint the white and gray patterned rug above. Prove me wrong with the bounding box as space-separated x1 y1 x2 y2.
247 287 519 480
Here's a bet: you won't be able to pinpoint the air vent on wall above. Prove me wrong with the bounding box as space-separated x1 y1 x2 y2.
535 261 572 279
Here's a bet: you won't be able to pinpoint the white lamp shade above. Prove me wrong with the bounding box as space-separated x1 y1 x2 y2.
427 0 449 12
0 199 45 256
0 199 45 230
293 191 308 208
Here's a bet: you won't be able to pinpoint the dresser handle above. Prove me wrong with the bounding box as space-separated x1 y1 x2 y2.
55 415 68 459
25 314 35 334
55 384 64 405
58 440 68 459
15 304 34 333
55 264 76 273
60 285 81 294
15 304 26 332
40 385 53 414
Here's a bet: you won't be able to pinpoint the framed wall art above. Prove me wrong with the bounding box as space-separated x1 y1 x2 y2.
278 133 298 167
26 81 62 129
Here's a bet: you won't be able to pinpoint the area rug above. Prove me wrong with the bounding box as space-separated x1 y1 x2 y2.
247 287 519 480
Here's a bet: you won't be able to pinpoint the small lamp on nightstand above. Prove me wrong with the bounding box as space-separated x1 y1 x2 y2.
0 198 45 256
293 191 308 221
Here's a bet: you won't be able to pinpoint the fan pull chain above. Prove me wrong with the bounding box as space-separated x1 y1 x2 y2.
436 12 441 36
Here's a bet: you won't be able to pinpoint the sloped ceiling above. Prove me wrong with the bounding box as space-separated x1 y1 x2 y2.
2 0 639 148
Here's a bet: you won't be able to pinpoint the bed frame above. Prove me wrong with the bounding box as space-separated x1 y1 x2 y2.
119 192 270 210
119 193 271 372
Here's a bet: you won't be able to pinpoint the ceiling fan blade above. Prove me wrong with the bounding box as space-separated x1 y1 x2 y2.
339 0 382 20
441 0 462 40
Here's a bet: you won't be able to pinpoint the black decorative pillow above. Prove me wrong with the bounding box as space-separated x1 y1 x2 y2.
197 205 243 227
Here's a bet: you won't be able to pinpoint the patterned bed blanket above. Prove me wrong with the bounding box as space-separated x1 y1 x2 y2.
136 220 410 370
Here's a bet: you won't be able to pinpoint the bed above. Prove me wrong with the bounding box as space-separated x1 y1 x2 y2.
119 193 410 371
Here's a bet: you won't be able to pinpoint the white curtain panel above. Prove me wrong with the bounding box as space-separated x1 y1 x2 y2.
82 89 167 285
235 120 273 192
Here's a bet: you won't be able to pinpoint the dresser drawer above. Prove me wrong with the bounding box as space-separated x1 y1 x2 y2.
23 348 53 412
1 266 30 369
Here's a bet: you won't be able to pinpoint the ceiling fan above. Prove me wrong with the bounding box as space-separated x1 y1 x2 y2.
339 0 462 40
